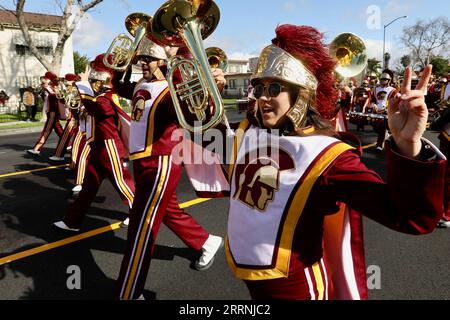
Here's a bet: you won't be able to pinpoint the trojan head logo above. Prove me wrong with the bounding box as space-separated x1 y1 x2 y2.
377 90 387 102
132 89 151 121
233 148 295 212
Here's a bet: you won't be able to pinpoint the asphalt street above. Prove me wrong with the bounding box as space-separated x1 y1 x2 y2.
0 110 449 301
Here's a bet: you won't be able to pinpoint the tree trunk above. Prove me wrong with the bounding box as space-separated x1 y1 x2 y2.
15 0 104 75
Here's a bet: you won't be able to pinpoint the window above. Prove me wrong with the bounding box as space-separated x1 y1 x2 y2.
16 45 28 56
15 45 52 56
229 79 237 89
37 46 52 56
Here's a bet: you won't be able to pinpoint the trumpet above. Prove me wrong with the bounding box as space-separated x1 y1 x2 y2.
152 0 232 134
104 12 152 71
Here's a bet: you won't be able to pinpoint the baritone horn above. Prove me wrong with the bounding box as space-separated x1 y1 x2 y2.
104 13 151 71
206 47 228 71
329 33 368 78
151 0 233 134
65 88 82 110
54 80 66 100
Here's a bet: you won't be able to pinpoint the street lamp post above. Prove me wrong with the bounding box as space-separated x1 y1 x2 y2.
383 15 408 70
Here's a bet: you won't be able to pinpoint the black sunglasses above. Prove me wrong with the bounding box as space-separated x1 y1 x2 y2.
253 82 289 99
138 56 159 64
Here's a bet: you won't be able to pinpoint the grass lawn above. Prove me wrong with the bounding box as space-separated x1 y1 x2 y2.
0 122 45 131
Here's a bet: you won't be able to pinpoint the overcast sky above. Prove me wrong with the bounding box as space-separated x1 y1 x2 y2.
1 0 449 66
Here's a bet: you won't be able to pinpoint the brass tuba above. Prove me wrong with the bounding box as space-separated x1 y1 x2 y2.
104 13 152 71
329 33 368 78
151 0 232 133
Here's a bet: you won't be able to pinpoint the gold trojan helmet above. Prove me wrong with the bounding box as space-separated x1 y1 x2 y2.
251 29 367 131
251 44 319 131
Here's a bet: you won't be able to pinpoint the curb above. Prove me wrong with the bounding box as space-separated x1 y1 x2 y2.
0 125 44 137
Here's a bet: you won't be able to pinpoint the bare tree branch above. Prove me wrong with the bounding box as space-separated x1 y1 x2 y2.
12 0 104 74
401 17 450 67
80 0 103 13
16 0 52 70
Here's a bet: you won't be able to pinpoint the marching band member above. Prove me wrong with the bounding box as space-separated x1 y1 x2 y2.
350 80 372 131
371 69 398 151
69 104 92 194
431 82 450 228
114 38 224 300
53 54 134 231
49 73 80 162
27 71 64 156
223 24 445 300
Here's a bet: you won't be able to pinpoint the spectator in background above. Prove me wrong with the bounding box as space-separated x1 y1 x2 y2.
23 86 37 121
0 90 9 106
430 82 450 228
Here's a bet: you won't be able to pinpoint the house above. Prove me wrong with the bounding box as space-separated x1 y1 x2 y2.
0 9 74 107
224 58 254 99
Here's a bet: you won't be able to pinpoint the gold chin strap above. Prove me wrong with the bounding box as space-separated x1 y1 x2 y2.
153 67 165 81
285 91 310 132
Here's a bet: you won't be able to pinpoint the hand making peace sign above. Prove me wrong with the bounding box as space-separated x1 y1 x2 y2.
388 65 432 158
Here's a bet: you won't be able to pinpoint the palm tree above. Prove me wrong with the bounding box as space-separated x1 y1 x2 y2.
366 58 382 78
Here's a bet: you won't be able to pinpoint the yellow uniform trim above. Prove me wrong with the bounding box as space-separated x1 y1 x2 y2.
71 130 84 163
228 119 250 180
87 117 95 144
111 94 123 110
312 262 325 300
105 140 134 204
55 118 75 155
76 141 91 185
226 142 354 280
123 156 169 299
129 87 170 161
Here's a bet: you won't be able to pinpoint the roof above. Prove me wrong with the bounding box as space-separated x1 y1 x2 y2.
0 9 61 30
225 72 252 77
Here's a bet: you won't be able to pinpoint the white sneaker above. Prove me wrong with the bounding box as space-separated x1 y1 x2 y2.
53 221 80 232
194 235 224 271
72 185 82 193
121 217 129 227
49 156 65 161
26 149 40 155
66 146 72 151
376 146 383 151
438 219 450 228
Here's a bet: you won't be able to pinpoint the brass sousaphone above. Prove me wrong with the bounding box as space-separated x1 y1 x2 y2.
151 0 232 133
329 33 368 78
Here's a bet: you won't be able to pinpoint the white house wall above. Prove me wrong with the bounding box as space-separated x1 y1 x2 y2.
0 28 74 104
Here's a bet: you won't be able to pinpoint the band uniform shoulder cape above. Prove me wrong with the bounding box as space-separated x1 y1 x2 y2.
76 81 131 154
128 79 170 160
